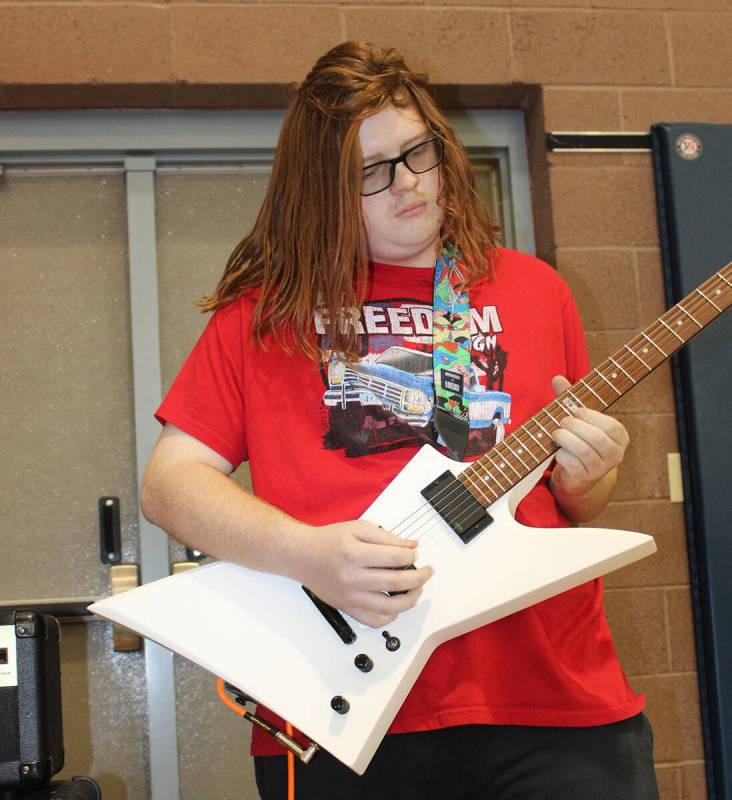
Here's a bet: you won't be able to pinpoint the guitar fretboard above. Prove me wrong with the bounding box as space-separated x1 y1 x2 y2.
458 263 732 507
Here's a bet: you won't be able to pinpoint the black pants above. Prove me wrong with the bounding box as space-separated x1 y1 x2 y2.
254 713 660 800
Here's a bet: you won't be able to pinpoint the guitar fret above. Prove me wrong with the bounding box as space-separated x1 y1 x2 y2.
544 407 561 426
485 452 511 485
720 272 732 287
523 425 550 455
487 457 512 490
499 444 526 475
476 478 497 504
624 344 650 372
471 463 502 497
514 429 542 464
697 287 721 312
508 439 532 469
534 418 552 441
609 356 636 384
641 331 666 357
678 304 703 328
659 317 685 342
597 368 622 396
463 472 492 504
565 390 583 410
580 377 607 408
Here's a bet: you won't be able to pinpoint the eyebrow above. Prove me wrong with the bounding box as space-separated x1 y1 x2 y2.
362 130 431 165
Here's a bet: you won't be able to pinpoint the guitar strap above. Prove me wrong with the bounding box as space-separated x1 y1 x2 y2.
432 243 471 461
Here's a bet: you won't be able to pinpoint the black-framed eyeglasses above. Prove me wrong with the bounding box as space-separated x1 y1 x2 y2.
360 137 444 196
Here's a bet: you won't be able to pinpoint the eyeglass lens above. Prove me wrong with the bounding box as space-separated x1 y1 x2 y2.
362 139 443 196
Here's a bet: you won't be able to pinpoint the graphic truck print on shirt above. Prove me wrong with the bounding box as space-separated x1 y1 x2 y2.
315 299 512 459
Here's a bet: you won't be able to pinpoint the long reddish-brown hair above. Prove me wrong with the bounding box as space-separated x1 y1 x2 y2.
201 41 498 361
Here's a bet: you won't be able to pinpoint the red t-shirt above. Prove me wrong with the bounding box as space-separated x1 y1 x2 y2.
156 248 644 755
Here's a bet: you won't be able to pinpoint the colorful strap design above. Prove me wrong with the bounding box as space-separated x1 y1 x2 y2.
433 244 471 460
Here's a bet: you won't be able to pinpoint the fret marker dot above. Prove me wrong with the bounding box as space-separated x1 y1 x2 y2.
517 448 523 455
500 462 506 468
537 433 543 438
676 320 683 326
642 347 648 353
611 372 617 379
716 289 721 295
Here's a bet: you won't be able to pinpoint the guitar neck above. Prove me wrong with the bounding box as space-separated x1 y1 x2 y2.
460 262 732 507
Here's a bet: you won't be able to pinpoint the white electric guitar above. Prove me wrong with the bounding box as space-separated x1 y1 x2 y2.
90 264 731 774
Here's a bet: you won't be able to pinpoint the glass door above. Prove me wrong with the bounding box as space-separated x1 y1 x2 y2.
0 169 149 799
0 108 532 799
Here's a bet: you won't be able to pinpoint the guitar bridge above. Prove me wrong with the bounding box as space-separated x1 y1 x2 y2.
420 470 493 544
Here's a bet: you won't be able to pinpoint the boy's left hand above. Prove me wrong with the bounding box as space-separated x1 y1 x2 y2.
549 374 629 500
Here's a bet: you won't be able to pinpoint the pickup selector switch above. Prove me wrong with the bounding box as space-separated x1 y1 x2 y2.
354 654 373 673
382 631 401 652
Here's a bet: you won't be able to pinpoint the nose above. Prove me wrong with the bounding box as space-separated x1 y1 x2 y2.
390 161 419 194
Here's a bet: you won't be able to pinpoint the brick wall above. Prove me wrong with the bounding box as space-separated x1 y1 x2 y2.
3 2 731 798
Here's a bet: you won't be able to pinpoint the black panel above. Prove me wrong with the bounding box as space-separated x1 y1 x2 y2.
0 611 64 790
652 123 732 800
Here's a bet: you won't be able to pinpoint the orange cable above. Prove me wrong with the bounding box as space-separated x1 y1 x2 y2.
285 721 295 800
216 677 245 717
216 677 296 800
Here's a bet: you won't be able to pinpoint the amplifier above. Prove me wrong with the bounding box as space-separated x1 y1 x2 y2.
0 610 64 789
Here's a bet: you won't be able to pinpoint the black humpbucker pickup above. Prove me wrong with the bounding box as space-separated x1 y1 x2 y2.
420 470 493 544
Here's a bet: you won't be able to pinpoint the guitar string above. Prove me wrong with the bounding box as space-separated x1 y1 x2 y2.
415 279 728 551
426 282 731 548
412 268 729 541
382 277 729 562
375 279 729 565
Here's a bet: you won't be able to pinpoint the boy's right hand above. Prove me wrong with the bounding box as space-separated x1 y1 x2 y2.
296 520 434 629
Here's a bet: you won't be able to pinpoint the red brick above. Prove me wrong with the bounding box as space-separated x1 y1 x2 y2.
651 414 680 500
344 8 512 85
556 248 640 331
548 151 627 168
172 5 341 84
614 414 663 500
590 0 727 8
622 89 732 129
604 588 670 675
543 88 622 131
631 673 704 761
671 13 732 88
425 0 505 6
680 761 708 800
511 10 671 85
169 0 403 3
666 587 698 672
550 166 659 248
594 500 689 588
512 0 589 7
0 4 172 83
636 249 668 323
655 764 682 800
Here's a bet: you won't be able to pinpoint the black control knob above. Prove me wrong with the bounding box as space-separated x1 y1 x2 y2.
331 695 350 715
382 631 401 652
354 654 373 673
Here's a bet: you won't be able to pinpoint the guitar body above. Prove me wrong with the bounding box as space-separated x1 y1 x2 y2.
90 444 656 774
